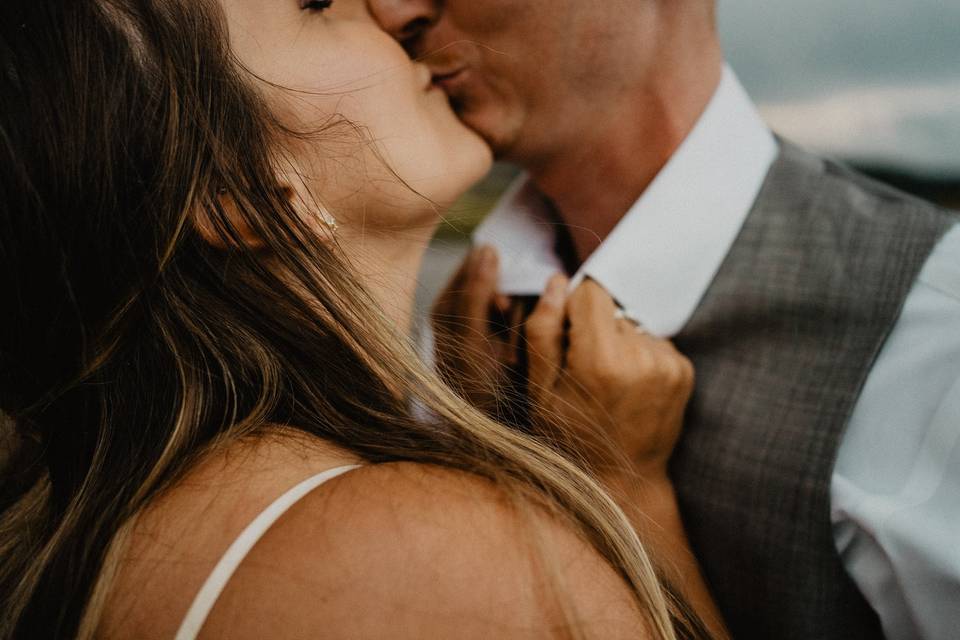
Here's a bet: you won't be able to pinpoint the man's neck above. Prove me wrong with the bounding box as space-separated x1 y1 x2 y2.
528 59 723 265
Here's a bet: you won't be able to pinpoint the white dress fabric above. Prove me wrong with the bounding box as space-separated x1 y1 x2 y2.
174 464 361 640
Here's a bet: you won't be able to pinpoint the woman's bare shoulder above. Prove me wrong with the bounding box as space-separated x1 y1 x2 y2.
99 429 359 639
200 462 649 639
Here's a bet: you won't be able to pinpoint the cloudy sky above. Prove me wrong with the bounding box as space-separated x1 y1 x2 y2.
719 0 960 176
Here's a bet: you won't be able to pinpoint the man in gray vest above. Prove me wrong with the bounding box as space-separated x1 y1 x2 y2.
368 1 960 638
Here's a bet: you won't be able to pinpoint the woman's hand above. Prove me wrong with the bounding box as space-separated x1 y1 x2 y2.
526 276 728 638
525 276 695 480
431 246 518 416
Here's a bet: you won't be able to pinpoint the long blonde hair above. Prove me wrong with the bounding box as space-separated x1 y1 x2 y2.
0 1 704 638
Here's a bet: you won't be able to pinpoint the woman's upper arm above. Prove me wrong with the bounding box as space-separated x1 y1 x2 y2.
198 463 650 639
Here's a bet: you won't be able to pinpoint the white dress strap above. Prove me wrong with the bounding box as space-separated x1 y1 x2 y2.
174 464 362 640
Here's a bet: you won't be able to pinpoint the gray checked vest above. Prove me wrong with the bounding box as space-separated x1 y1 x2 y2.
670 140 957 639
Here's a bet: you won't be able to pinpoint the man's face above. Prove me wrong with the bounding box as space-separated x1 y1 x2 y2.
366 0 611 162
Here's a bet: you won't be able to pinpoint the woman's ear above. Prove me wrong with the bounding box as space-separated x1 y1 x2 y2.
194 184 298 250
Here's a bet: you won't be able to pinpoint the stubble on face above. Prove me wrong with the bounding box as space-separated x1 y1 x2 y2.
407 0 590 162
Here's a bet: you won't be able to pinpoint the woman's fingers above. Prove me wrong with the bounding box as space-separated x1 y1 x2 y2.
567 279 618 332
563 281 690 399
432 246 474 317
525 273 569 404
432 245 499 337
462 245 500 335
523 277 698 477
429 246 513 413
565 279 622 382
649 337 696 396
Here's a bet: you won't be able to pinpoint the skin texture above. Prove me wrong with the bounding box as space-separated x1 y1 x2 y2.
223 0 490 217
524 278 727 637
103 441 651 639
100 432 362 639
525 278 693 477
429 248 729 638
365 3 729 632
367 0 723 260
97 2 697 638
200 463 651 639
98 1 728 637
431 245 516 415
221 0 492 330
368 0 657 164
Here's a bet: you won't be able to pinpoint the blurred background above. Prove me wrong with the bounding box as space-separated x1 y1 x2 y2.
723 0 960 205
418 0 960 310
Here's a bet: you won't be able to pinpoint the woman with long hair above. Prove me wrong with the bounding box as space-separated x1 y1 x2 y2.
0 0 724 638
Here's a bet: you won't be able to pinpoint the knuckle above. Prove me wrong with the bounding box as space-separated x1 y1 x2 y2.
663 359 686 385
660 357 694 394
591 364 615 387
585 355 620 389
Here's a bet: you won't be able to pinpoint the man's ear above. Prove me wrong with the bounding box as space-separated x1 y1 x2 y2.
193 185 297 250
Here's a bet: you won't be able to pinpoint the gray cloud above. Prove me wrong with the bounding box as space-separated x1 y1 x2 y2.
719 0 960 174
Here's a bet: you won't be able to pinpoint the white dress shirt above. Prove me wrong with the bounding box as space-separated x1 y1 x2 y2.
473 65 960 640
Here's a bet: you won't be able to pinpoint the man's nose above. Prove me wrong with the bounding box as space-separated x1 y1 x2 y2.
366 0 439 44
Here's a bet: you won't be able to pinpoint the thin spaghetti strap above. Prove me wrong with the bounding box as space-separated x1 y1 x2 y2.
175 464 362 640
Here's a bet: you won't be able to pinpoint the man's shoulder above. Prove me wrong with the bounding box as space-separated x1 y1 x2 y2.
756 139 958 243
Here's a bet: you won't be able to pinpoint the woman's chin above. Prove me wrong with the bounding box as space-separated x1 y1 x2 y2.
414 141 494 207
324 127 493 238
445 134 495 198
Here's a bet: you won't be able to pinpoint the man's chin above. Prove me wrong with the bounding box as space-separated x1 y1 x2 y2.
453 103 519 161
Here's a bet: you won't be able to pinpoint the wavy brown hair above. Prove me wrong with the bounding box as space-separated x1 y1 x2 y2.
0 1 708 638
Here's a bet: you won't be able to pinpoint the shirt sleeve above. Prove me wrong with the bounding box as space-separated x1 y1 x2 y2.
832 223 960 640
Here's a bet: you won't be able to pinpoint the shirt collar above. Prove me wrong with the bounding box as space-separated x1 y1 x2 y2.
473 65 778 337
